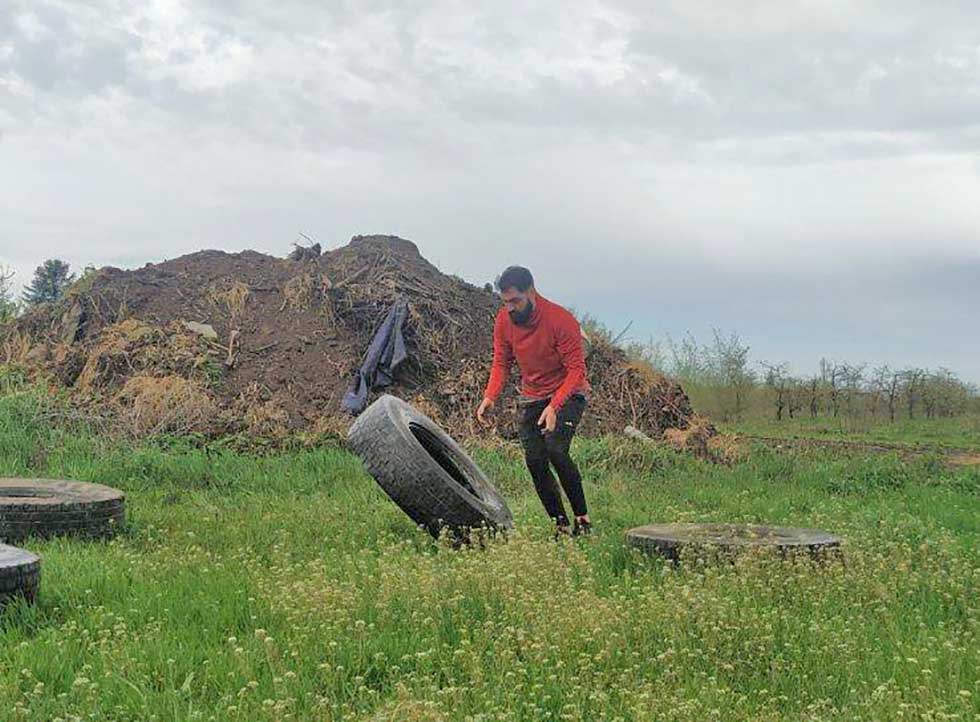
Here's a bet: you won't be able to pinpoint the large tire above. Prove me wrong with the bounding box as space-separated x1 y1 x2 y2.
0 545 40 606
0 479 126 543
626 523 841 562
348 394 513 538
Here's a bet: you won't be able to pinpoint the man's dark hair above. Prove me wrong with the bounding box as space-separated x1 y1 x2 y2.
495 266 534 293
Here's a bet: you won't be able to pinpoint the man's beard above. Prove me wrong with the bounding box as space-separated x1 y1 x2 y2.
509 299 535 326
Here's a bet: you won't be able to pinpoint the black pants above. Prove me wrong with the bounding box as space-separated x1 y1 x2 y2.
518 394 588 526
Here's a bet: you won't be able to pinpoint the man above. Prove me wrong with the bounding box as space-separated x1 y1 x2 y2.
476 266 592 538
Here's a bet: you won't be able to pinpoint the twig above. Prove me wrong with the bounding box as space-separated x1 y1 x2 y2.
225 329 240 368
334 266 370 289
612 321 633 346
248 341 279 354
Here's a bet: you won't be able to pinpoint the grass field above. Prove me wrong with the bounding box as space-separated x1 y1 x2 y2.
0 387 977 721
723 415 980 452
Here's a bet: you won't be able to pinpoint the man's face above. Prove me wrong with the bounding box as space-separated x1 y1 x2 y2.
501 287 535 325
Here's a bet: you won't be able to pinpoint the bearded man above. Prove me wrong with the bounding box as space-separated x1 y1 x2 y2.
476 266 592 538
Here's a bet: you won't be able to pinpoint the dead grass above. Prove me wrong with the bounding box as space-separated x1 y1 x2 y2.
279 272 334 318
309 414 350 440
664 414 717 460
1 330 34 365
114 374 216 438
208 281 251 321
706 433 750 464
244 399 290 438
76 320 162 391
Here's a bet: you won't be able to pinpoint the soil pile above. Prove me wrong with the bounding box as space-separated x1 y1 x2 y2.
2 235 702 441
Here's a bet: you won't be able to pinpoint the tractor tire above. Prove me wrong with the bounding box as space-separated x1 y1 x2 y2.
0 545 40 606
0 479 126 543
348 394 513 538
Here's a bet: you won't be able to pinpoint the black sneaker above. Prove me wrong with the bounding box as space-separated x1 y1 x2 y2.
554 523 571 541
572 517 592 537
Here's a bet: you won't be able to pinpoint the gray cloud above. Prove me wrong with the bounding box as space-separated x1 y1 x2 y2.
1 1 977 381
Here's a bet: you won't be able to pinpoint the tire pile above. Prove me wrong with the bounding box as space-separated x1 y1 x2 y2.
0 479 126 608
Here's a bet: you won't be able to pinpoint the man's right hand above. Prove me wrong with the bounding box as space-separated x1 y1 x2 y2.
476 397 494 425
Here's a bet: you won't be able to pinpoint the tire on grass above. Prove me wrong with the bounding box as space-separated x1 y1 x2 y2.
348 394 513 539
0 545 40 606
0 479 126 543
626 523 842 562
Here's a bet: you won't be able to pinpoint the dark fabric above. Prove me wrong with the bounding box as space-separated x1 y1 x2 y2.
342 297 410 415
518 394 588 525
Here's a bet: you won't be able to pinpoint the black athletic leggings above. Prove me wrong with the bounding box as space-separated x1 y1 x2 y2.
518 394 588 526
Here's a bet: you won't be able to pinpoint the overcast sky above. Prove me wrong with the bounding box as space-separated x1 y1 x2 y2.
2 1 978 381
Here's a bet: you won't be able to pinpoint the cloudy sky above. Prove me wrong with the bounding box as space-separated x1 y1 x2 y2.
1 1 978 381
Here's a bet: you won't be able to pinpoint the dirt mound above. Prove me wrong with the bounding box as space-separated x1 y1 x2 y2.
2 235 702 442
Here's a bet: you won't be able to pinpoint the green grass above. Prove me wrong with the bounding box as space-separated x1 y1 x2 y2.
0 388 977 721
727 414 980 451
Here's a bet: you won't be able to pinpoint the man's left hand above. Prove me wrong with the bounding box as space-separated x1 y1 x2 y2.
537 404 557 433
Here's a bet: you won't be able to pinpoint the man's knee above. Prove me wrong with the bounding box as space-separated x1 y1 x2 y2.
522 438 549 468
544 432 572 461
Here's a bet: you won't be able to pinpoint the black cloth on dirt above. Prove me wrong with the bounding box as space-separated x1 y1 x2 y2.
518 394 588 525
342 297 410 415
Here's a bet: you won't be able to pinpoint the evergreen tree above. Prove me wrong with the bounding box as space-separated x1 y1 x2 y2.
21 259 75 306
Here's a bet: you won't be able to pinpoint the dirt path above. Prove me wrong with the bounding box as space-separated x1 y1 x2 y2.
740 434 980 466
948 452 980 467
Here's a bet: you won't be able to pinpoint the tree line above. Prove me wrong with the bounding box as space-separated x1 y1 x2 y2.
759 360 974 423
586 323 978 423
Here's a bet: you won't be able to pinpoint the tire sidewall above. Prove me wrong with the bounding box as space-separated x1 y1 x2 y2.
376 395 512 526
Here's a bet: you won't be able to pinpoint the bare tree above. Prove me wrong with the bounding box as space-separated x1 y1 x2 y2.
903 367 926 419
0 265 16 322
873 365 903 422
806 376 820 418
667 331 709 383
820 359 843 418
625 334 668 372
787 377 805 419
921 367 972 418
868 365 885 418
709 329 755 421
762 361 790 421
840 362 866 418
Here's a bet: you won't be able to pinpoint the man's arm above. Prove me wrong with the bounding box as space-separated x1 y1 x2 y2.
483 311 514 403
548 311 587 412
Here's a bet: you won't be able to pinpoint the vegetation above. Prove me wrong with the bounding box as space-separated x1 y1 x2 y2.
0 265 18 323
0 379 976 721
21 259 75 307
582 322 979 427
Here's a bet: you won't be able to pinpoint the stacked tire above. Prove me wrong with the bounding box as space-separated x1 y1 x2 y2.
0 545 40 607
0 479 125 543
0 479 127 608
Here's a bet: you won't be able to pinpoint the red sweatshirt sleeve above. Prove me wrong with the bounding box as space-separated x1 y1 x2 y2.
484 310 513 402
549 310 587 411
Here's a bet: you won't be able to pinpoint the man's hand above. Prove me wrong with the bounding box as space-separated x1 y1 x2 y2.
537 404 557 433
476 397 495 425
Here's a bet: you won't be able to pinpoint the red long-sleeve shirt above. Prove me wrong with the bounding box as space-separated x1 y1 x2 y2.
484 295 590 411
